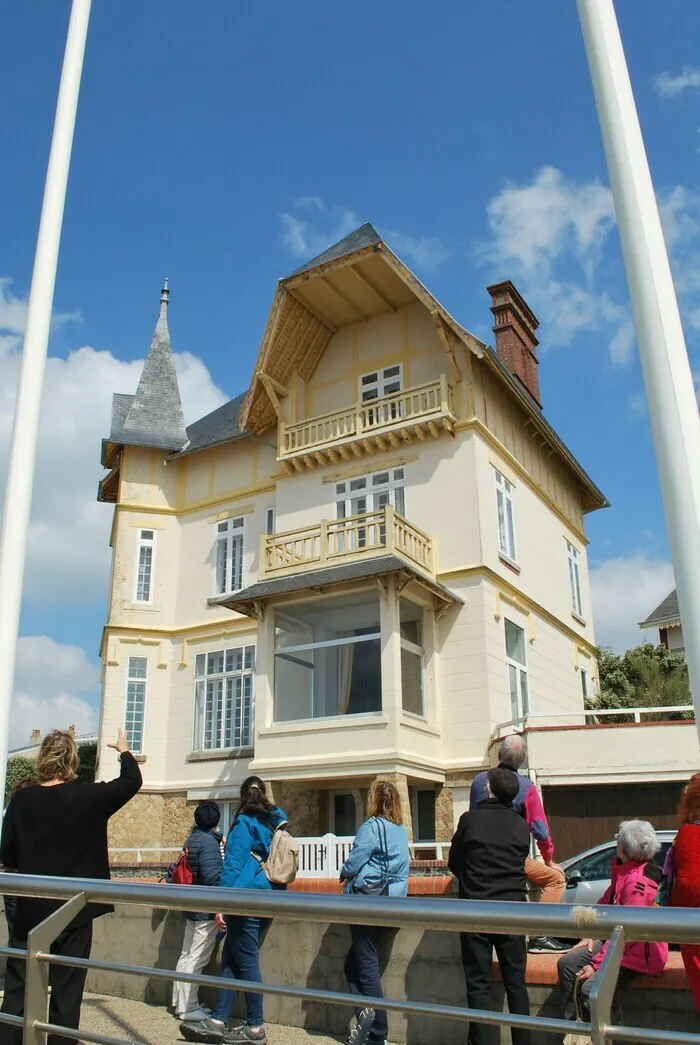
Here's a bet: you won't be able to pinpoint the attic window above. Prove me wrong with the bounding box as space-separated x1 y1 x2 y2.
359 365 402 403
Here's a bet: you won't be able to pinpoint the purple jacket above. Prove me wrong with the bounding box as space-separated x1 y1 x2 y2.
470 764 554 863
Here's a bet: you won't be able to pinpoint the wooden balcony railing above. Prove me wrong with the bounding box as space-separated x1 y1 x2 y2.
260 505 435 579
278 375 455 467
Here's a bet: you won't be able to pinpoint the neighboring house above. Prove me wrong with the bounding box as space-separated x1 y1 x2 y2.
96 223 688 858
639 589 684 653
9 730 98 760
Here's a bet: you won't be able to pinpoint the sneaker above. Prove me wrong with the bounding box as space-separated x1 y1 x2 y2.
345 1008 376 1045
178 1009 211 1023
528 936 572 953
180 1018 225 1043
223 1028 267 1045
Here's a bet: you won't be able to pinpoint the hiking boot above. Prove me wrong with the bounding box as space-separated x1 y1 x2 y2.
528 936 571 953
345 1008 376 1045
180 1018 225 1043
178 1008 210 1023
223 1027 267 1045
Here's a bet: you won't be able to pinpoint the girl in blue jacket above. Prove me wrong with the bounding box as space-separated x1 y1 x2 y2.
183 777 287 1045
340 780 409 1045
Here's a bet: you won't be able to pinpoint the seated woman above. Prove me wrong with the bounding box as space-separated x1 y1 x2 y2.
557 820 668 1020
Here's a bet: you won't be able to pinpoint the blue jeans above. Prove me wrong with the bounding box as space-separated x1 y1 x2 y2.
344 924 388 1044
212 916 270 1027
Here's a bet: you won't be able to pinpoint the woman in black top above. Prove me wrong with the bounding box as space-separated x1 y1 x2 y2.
0 728 142 1045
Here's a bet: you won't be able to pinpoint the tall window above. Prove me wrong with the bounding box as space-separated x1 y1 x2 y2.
265 508 275 535
215 517 244 595
125 657 147 754
194 645 255 751
567 541 584 618
505 619 529 720
274 592 381 722
134 529 155 603
580 666 589 702
495 471 517 563
335 468 405 520
410 787 436 843
400 599 425 716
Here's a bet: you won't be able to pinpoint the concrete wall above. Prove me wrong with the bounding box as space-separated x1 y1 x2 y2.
79 905 696 1045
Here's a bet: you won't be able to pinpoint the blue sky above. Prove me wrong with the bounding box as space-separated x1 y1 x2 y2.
1 1 698 743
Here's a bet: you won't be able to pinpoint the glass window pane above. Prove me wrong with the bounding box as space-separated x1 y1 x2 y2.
361 372 378 386
401 647 423 715
274 638 381 721
140 530 154 541
505 620 526 664
394 486 405 517
334 794 356 836
244 647 254 670
128 657 147 679
415 789 436 842
400 599 423 646
520 669 529 716
216 536 228 594
217 521 229 533
372 472 390 486
508 663 519 719
207 651 224 675
505 500 516 559
384 365 401 378
195 654 205 677
275 592 381 650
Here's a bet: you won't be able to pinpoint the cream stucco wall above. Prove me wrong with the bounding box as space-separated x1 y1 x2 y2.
99 295 607 811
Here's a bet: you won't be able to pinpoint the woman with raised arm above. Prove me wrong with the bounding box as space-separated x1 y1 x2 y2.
0 728 142 1045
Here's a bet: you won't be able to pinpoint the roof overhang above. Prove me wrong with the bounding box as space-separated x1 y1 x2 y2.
238 234 607 516
211 554 462 620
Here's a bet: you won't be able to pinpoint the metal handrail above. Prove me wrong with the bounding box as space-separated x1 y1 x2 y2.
1 873 699 1045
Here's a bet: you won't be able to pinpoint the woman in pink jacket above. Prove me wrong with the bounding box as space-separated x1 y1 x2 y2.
557 820 668 1021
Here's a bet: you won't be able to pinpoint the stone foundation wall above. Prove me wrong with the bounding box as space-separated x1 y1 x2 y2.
435 783 454 842
265 782 323 836
107 791 193 851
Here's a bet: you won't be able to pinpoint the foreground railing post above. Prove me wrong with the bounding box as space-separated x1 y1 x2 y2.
588 924 625 1045
25 893 87 1045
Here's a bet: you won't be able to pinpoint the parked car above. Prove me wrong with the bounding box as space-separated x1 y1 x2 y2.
559 830 676 906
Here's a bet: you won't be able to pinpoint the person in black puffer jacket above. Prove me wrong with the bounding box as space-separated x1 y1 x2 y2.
172 802 224 1023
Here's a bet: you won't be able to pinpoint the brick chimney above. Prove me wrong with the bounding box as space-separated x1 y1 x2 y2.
487 281 542 408
30 729 41 746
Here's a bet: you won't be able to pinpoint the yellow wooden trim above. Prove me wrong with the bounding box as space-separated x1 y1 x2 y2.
322 452 419 484
488 453 518 488
128 519 168 530
117 480 276 518
439 563 598 657
104 618 258 640
207 504 256 524
456 418 589 544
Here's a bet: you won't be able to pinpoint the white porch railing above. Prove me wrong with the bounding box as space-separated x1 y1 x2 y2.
493 704 695 737
297 834 355 878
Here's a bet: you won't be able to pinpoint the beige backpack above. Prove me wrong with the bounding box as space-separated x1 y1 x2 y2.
260 820 299 885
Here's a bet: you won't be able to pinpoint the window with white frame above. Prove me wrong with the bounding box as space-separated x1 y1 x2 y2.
505 619 529 721
410 787 436 843
567 541 584 618
495 471 517 563
274 591 381 722
125 657 147 754
400 599 425 716
215 517 244 595
335 469 406 554
359 365 402 403
265 508 275 536
134 529 155 603
580 666 589 702
193 645 255 751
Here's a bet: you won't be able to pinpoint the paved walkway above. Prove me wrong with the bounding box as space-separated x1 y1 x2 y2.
81 994 350 1045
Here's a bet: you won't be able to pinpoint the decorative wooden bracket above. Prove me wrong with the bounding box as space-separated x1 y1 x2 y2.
252 600 265 622
431 311 462 384
259 372 288 421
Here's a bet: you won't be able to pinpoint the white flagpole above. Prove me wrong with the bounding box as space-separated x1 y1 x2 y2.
0 0 92 802
577 0 700 741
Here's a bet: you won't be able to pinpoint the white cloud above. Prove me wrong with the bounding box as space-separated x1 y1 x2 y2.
482 167 700 364
654 67 700 98
11 636 100 750
383 230 450 270
590 553 675 653
0 277 81 338
0 281 227 604
279 199 449 270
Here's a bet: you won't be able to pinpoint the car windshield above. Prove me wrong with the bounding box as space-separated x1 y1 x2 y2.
568 839 673 881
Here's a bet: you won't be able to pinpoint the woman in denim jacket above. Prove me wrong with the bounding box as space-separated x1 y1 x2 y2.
340 781 409 1045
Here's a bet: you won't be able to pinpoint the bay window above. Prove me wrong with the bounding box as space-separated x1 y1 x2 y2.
274 592 381 722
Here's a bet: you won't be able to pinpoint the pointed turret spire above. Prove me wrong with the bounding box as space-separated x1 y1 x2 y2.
121 280 187 450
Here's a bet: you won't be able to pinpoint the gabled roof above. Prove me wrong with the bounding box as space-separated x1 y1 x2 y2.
238 223 608 514
173 393 249 458
290 222 382 277
109 282 187 453
639 589 681 629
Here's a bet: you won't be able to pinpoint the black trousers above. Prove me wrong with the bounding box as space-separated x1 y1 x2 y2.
344 924 388 1044
557 943 634 1020
460 932 530 1045
0 922 93 1045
